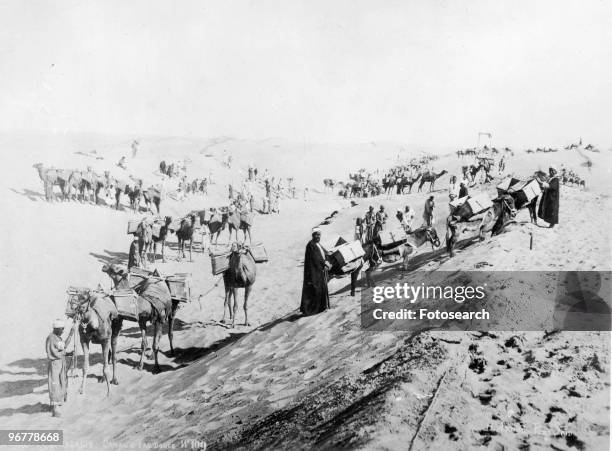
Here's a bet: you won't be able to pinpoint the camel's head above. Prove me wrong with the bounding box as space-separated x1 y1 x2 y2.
164 216 172 226
33 163 42 169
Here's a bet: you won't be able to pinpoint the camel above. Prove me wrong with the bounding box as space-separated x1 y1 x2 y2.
221 243 256 328
175 214 197 261
33 163 69 201
135 220 153 267
142 187 162 214
418 170 448 192
323 178 336 192
102 266 179 374
150 216 173 263
69 290 122 396
67 170 94 202
227 209 253 244
399 173 422 194
206 210 229 244
445 195 516 257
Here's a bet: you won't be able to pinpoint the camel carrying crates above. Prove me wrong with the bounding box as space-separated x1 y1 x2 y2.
127 220 140 235
496 177 521 196
248 244 268 263
152 222 162 238
112 289 139 321
128 267 153 289
331 240 365 268
509 179 541 209
378 229 407 249
453 193 493 220
209 248 231 275
165 273 191 302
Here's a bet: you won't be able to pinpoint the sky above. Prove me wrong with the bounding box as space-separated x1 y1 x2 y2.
0 0 610 148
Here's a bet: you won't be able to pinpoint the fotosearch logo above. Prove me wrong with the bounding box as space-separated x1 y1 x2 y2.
371 283 486 304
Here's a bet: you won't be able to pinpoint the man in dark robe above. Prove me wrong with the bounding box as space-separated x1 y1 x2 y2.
128 236 139 271
538 166 560 228
300 228 331 316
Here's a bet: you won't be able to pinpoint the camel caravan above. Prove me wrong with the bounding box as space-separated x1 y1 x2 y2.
33 163 164 213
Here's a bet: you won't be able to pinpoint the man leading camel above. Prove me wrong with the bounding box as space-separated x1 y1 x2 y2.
300 228 331 316
46 319 75 417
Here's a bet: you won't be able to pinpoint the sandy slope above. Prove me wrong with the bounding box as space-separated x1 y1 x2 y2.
0 133 610 450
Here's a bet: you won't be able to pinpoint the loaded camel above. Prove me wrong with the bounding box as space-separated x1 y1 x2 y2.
69 290 122 396
227 208 253 244
33 163 69 201
221 243 257 328
102 265 179 372
135 220 153 268
445 195 517 258
150 216 173 263
418 170 448 192
174 214 197 261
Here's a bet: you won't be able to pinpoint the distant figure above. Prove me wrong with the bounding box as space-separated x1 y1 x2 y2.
228 184 234 201
117 156 127 169
46 319 73 417
128 236 139 271
448 175 459 202
300 228 331 316
364 206 376 242
459 182 468 199
402 205 415 232
423 195 435 227
131 140 139 158
374 205 387 236
538 166 560 228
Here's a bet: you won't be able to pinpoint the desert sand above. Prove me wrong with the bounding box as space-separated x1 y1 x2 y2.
0 133 610 450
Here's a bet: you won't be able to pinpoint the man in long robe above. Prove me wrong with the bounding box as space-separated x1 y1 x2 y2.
46 319 73 417
538 166 560 228
300 228 331 316
423 196 435 227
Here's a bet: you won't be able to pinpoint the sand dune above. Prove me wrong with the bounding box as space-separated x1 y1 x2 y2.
0 133 610 449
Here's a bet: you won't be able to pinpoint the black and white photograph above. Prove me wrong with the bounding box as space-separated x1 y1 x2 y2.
0 1 610 449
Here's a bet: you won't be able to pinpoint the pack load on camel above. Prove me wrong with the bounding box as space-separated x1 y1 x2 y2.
449 192 494 222
210 242 258 327
497 177 541 209
377 228 408 249
327 238 365 275
445 191 518 258
209 243 268 275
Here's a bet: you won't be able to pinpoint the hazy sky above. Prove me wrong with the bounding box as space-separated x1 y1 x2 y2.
0 0 610 148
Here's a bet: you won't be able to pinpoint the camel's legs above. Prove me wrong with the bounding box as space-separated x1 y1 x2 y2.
168 301 178 356
138 320 148 370
101 340 111 396
231 287 240 328
189 239 193 261
243 285 251 326
79 334 89 395
152 322 162 373
110 319 122 385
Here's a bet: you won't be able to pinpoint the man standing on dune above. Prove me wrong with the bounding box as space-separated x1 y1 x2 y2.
300 228 331 316
538 166 560 228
